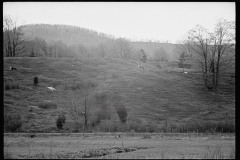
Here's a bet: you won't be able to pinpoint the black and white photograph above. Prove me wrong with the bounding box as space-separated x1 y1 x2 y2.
4 2 235 159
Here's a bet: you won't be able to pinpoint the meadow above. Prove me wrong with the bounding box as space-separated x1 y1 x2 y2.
4 57 235 133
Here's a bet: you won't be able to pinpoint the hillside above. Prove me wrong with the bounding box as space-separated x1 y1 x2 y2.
20 24 179 60
21 24 113 46
4 57 235 133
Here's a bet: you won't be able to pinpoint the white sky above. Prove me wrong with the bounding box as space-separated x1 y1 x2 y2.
3 2 235 43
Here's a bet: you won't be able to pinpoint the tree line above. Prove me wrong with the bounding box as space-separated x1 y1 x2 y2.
3 14 235 91
3 14 172 62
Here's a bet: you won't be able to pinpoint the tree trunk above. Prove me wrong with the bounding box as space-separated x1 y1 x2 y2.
204 57 208 89
84 96 88 128
212 61 216 90
183 62 185 72
215 53 221 90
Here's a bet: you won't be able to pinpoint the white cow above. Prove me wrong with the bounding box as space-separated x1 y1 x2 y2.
47 87 56 92
138 65 144 69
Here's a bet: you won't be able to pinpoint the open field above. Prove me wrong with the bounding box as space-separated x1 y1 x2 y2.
4 133 235 159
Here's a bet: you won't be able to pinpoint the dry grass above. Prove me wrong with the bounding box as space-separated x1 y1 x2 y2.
4 133 235 159
203 144 235 159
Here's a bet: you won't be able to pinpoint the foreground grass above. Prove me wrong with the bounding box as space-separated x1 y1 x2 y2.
4 133 235 159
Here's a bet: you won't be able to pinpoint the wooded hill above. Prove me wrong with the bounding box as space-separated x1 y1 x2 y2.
20 24 179 60
21 24 112 46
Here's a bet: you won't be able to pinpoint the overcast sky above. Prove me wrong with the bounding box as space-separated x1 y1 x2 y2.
3 2 235 43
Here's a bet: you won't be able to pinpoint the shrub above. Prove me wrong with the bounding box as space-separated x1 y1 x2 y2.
11 83 19 89
38 102 57 109
4 113 22 132
169 121 235 133
5 82 19 90
178 63 192 69
128 117 143 132
116 105 128 123
56 117 63 129
33 76 38 85
57 114 66 123
5 82 12 90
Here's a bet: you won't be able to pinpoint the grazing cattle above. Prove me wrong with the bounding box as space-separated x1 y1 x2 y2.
47 87 56 92
9 67 17 71
138 65 144 69
115 134 121 138
30 134 36 138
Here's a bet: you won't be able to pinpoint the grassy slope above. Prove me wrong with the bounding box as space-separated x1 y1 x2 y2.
4 57 235 132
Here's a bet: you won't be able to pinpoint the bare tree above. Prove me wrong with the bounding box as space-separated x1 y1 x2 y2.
81 81 96 128
140 49 147 63
153 47 169 61
3 14 25 57
70 80 97 131
185 19 235 90
111 38 134 58
97 42 108 58
178 51 187 72
209 19 235 90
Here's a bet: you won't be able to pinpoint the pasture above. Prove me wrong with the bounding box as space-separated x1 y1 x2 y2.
4 57 235 158
4 57 235 133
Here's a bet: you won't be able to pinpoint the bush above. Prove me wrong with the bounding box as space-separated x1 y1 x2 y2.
116 105 128 123
38 102 57 109
56 117 63 129
5 82 12 90
5 82 19 90
167 121 235 133
178 62 192 69
128 117 143 132
33 76 38 85
57 114 66 123
12 83 19 89
4 113 22 132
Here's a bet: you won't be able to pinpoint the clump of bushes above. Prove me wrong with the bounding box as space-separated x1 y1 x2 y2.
5 82 19 90
178 63 192 69
4 113 22 132
33 76 38 85
56 118 63 129
57 113 66 123
159 120 235 133
38 102 57 109
116 104 128 123
91 92 110 127
56 113 67 130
